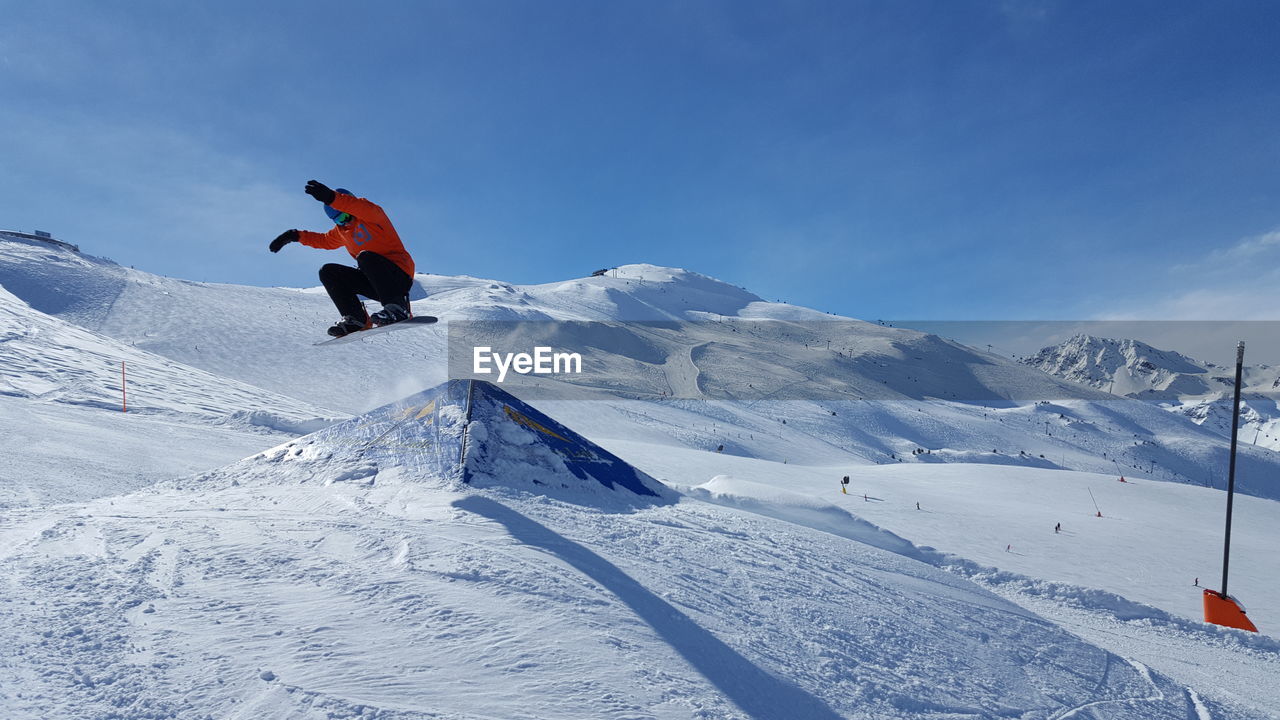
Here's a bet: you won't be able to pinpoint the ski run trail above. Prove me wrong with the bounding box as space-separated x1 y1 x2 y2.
1 234 1278 719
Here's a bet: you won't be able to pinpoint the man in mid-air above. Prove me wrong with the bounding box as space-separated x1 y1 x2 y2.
270 180 416 337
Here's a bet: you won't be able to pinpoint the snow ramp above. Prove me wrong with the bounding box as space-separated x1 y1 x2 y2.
279 379 672 504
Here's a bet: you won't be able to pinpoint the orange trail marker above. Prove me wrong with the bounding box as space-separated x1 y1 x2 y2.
1203 589 1258 632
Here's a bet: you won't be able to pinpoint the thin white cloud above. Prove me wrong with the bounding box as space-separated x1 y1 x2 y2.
1096 226 1280 321
1218 229 1280 260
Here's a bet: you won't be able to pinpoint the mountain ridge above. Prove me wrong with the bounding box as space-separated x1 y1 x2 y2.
5 234 1280 500
1026 333 1280 451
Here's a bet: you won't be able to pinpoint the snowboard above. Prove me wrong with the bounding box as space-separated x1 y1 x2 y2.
315 315 439 346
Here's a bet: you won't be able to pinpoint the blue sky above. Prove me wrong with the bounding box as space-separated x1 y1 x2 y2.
3 0 1279 323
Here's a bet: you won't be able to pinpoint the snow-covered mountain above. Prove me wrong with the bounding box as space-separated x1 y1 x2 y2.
1023 335 1207 392
4 232 1280 718
1025 334 1280 451
5 234 1280 500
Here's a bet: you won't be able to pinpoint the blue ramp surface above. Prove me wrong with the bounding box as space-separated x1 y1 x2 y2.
464 381 668 499
304 379 469 479
302 380 669 503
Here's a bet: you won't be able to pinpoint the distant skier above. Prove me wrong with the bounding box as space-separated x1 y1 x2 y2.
1055 522 1061 534
269 180 416 337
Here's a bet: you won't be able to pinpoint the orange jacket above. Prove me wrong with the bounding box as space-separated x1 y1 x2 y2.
297 193 415 277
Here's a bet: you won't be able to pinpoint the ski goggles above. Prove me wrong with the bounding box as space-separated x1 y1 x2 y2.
332 212 353 226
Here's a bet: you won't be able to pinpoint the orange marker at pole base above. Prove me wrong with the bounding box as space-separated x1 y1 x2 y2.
1203 589 1258 632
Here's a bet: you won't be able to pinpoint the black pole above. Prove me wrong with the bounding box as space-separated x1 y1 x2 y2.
1221 341 1245 597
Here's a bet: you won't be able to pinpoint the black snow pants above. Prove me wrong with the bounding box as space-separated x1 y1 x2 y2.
319 251 413 320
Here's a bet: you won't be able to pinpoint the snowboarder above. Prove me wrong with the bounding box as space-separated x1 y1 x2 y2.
269 180 417 337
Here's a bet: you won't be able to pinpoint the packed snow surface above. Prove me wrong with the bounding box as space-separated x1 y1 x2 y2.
0 280 337 507
5 391 1272 719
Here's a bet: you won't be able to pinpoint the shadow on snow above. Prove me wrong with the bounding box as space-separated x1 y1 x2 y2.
453 495 844 720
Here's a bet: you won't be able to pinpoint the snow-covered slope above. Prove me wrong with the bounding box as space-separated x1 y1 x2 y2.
1026 334 1280 451
0 381 1250 719
0 280 338 507
670 460 1280 718
0 234 1127 412
5 235 1280 502
4 234 1280 717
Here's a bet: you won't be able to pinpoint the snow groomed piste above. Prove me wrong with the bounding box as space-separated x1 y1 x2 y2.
301 378 670 502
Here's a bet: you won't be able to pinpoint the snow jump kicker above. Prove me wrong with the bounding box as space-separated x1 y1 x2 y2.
304 379 667 500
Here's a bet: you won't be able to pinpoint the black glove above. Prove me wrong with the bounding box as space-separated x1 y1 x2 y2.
269 229 299 253
304 179 336 205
